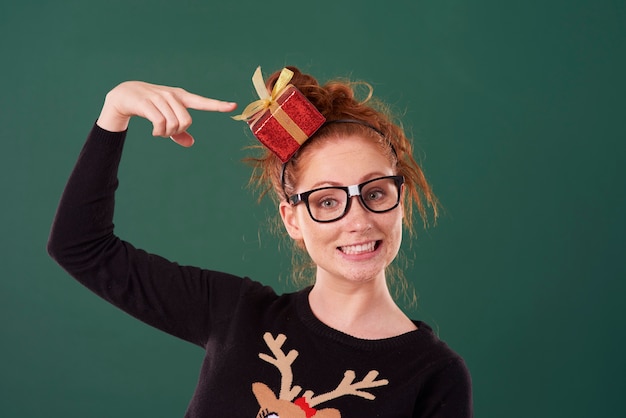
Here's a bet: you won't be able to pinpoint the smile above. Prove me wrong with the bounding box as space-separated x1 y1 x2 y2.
339 241 379 255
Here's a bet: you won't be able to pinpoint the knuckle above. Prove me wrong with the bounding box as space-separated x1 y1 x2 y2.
180 115 193 129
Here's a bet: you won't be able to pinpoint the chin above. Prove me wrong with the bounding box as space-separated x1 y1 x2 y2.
336 267 387 285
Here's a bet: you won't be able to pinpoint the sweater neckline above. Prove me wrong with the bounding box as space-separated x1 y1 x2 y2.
294 286 432 351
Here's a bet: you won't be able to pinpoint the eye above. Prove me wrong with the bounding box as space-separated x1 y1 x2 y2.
364 188 385 201
258 410 279 418
318 197 339 209
311 190 343 210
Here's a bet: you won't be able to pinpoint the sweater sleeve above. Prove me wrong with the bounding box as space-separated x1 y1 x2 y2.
47 124 246 347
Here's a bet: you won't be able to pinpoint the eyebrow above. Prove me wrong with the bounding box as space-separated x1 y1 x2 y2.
307 172 392 190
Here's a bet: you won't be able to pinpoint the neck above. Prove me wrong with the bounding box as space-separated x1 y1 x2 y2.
308 274 416 339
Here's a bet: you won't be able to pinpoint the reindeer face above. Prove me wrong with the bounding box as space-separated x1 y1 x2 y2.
254 382 341 418
254 333 386 418
254 382 309 418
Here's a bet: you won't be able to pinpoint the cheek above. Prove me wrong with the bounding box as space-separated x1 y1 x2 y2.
385 214 404 251
298 216 336 252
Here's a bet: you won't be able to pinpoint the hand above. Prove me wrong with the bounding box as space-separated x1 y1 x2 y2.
96 81 237 147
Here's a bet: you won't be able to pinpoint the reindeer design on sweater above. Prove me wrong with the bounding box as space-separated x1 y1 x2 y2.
253 332 389 418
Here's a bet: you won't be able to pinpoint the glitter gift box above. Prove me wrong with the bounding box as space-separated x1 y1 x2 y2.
248 85 325 162
234 67 326 162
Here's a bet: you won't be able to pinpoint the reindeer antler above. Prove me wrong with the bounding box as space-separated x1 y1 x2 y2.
305 370 389 407
258 333 302 401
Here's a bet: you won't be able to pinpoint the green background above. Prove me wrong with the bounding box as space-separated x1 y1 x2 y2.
1 0 624 416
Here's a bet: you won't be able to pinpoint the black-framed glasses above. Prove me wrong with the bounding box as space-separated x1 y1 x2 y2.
288 175 404 223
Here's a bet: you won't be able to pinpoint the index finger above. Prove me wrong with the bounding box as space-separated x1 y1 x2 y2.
178 90 238 113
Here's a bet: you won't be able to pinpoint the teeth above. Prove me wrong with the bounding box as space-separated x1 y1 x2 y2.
340 242 376 255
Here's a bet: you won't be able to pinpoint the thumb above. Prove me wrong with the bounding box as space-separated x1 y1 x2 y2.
170 131 195 147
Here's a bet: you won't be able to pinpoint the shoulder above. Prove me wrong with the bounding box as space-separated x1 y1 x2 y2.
409 321 470 377
409 322 473 414
214 275 302 320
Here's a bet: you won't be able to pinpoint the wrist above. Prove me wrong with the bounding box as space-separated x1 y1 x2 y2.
96 108 130 132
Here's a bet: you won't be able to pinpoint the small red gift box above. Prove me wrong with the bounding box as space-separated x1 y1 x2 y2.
234 67 326 162
249 85 325 162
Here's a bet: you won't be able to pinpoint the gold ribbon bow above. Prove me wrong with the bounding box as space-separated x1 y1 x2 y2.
232 66 294 122
233 66 309 146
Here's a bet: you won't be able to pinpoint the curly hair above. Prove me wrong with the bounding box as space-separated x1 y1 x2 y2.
245 66 438 297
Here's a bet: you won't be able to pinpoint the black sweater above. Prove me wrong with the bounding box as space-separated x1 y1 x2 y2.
48 124 473 417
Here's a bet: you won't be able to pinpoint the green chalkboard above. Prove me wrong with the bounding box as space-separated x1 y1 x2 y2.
1 1 624 416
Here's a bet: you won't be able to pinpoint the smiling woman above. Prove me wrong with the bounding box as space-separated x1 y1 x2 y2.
47 66 472 417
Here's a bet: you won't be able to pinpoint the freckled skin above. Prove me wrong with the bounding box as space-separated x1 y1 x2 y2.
280 135 403 288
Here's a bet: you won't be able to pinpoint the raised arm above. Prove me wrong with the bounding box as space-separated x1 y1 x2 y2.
47 82 241 346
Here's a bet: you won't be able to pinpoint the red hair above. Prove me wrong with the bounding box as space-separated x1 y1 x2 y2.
245 66 439 293
247 66 438 229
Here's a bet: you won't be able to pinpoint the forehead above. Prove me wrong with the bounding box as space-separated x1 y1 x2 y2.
294 135 395 188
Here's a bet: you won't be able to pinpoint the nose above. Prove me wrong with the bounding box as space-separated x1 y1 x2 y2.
343 194 373 231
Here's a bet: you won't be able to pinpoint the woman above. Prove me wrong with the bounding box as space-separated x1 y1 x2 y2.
48 67 472 417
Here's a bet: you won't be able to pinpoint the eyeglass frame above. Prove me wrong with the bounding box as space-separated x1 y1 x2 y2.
287 175 405 223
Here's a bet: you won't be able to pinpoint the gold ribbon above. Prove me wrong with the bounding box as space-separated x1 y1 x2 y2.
233 67 308 144
232 66 293 122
